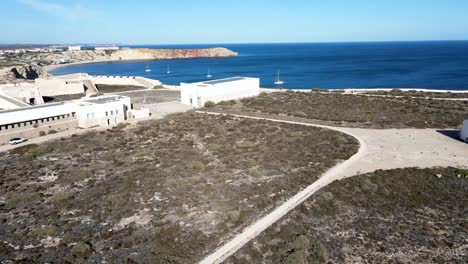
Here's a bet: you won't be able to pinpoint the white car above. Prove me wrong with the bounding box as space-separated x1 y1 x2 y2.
8 138 27 145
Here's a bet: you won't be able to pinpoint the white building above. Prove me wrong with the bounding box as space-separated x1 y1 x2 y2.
68 45 81 51
0 95 149 144
94 46 119 50
74 95 131 128
461 120 468 142
180 77 260 108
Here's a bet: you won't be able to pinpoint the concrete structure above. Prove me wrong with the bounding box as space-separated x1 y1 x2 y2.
94 46 119 50
460 120 468 142
181 77 260 108
0 95 149 144
0 73 161 110
74 95 131 128
68 45 81 51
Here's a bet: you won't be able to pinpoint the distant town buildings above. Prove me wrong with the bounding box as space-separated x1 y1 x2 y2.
181 77 260 108
0 45 122 55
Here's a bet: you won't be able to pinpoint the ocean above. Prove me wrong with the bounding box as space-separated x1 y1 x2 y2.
50 41 468 90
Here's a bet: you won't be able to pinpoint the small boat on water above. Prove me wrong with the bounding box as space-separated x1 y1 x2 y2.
145 65 151 72
274 69 284 85
166 65 171 74
206 68 212 78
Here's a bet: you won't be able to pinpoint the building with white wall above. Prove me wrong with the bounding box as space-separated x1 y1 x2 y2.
0 95 149 144
94 46 119 50
0 73 161 110
74 95 131 128
68 45 81 51
460 120 468 142
181 77 260 108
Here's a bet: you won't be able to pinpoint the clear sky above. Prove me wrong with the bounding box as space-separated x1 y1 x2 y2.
1 0 468 44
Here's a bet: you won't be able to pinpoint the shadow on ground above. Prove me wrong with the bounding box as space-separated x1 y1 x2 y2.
436 129 464 142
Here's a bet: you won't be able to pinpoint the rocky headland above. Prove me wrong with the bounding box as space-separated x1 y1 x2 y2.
0 47 237 83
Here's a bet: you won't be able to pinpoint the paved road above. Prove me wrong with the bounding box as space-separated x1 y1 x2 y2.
198 111 468 264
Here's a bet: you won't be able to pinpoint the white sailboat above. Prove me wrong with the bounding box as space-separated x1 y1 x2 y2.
166 65 171 74
145 65 151 72
206 68 212 78
274 69 284 85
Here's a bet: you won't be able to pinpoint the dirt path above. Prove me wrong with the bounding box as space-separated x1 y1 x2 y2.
197 111 468 264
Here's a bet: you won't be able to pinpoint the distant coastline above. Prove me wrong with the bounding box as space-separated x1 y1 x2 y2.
0 47 237 83
51 42 468 90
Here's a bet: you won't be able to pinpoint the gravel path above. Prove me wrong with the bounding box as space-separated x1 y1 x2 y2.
197 111 468 264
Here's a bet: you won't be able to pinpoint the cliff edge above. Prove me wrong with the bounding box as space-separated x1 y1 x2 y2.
0 47 237 83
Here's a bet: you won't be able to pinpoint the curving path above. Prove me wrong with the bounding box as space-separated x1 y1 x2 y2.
197 111 468 264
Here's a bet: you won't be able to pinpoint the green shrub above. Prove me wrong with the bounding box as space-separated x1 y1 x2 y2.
153 85 165 89
10 144 52 157
61 169 90 183
113 123 129 130
8 191 40 206
163 178 179 189
207 143 223 152
225 209 241 224
71 242 92 257
204 101 216 108
48 129 58 134
31 225 58 239
39 131 46 136
51 191 73 205
292 111 308 118
250 169 263 178
191 161 205 170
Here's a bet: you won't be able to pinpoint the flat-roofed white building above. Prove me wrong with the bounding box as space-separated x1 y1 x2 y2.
68 45 81 51
461 120 468 142
180 77 260 108
94 46 119 50
0 95 149 144
75 95 131 128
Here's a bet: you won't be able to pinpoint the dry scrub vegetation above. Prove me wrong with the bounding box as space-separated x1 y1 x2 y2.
210 91 468 128
0 112 357 263
229 167 468 264
361 89 468 98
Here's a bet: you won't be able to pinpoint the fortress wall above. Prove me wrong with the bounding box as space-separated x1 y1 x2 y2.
89 76 157 88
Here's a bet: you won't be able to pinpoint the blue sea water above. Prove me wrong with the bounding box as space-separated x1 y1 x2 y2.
51 41 468 90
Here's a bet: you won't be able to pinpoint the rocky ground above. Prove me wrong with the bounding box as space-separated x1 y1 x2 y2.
209 90 468 128
0 112 357 263
228 167 468 264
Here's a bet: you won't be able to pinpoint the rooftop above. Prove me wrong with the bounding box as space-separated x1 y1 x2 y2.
82 95 127 104
202 77 249 85
0 102 65 114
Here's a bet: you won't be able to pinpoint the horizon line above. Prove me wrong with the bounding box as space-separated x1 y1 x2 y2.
1 39 468 46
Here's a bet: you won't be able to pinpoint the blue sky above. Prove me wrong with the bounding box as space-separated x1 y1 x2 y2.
1 0 468 44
